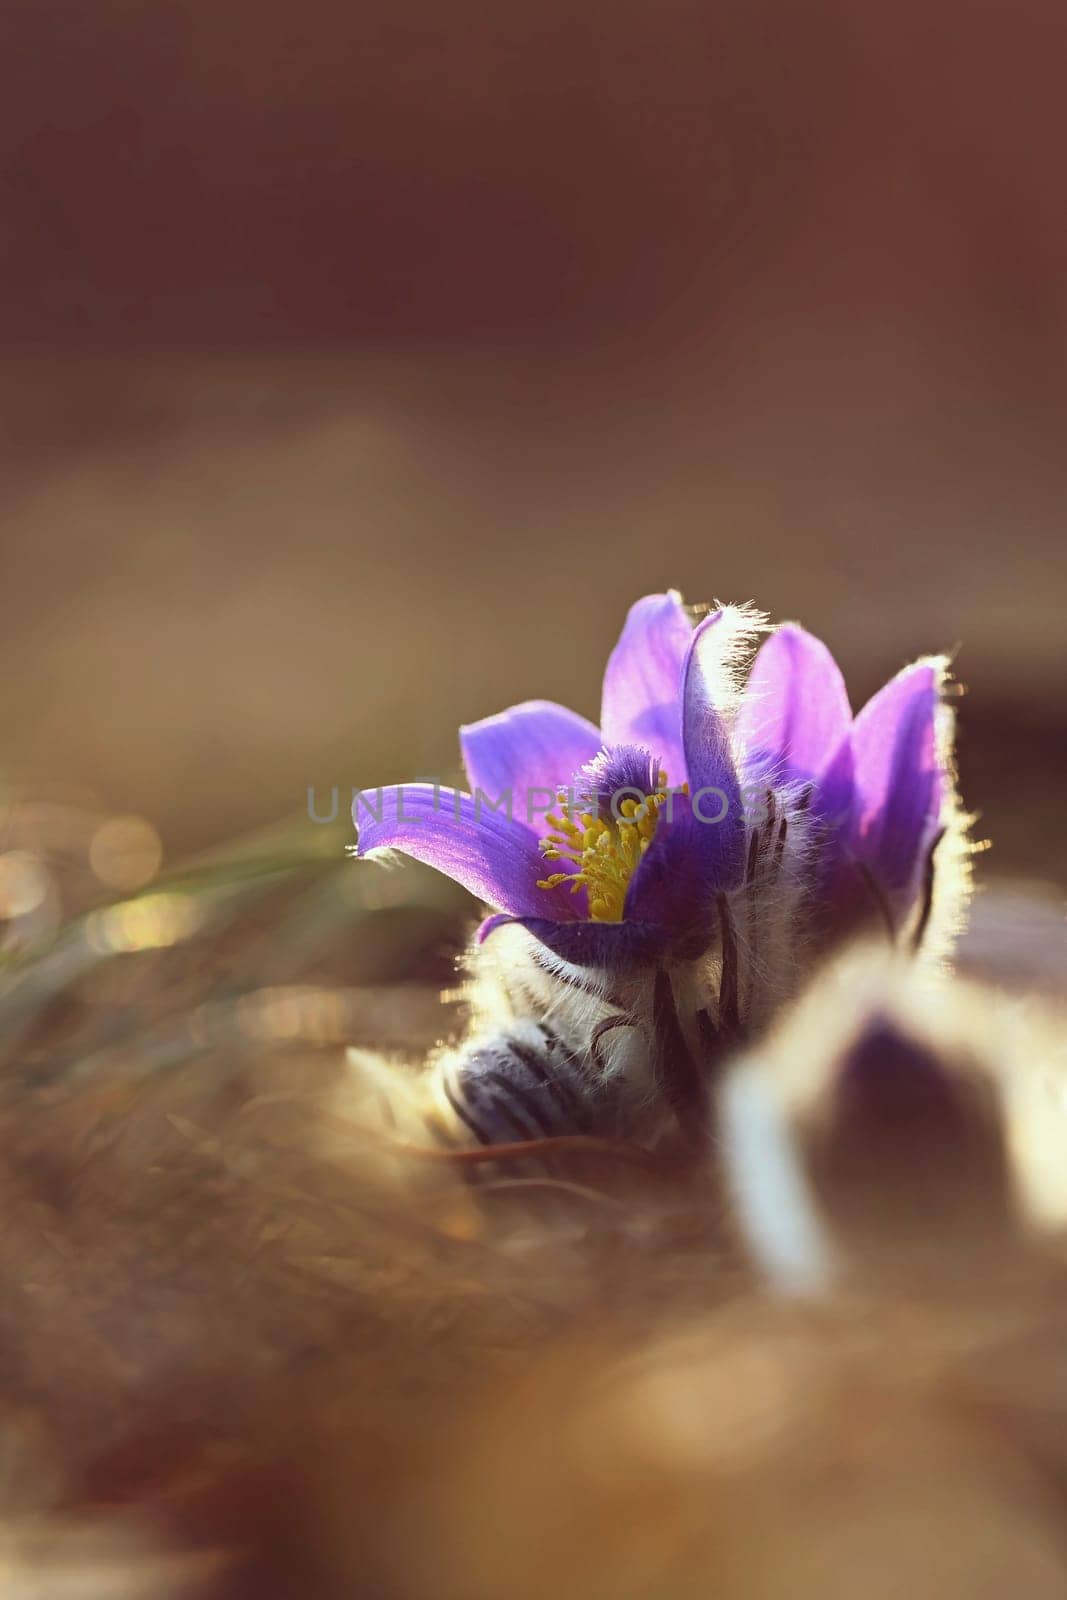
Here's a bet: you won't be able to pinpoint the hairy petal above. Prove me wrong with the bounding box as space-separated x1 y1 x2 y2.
600 592 692 784
485 913 670 970
353 784 579 920
622 790 723 955
460 699 601 839
849 659 947 920
679 611 747 891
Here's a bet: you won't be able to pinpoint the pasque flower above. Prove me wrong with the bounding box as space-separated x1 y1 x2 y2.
354 594 751 968
353 593 964 972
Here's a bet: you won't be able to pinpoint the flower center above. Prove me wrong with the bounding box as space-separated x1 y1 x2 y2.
536 757 673 922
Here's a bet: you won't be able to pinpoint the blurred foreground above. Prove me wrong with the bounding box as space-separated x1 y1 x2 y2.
0 799 1064 1596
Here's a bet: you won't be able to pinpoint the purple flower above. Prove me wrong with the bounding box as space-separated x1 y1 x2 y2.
736 624 956 948
354 595 965 983
353 593 750 968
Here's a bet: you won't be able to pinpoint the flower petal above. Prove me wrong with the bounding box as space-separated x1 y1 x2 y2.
488 913 670 970
849 659 947 919
353 784 580 920
460 700 601 840
679 612 747 890
622 789 724 955
737 624 854 816
600 592 692 784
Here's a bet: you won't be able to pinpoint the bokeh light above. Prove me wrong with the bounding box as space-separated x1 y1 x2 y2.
88 815 163 891
85 891 202 954
0 851 51 919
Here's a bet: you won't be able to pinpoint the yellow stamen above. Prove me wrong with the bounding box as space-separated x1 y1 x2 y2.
537 777 672 921
536 872 571 890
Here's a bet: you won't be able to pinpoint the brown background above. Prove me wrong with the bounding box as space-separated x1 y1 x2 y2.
3 0 1065 878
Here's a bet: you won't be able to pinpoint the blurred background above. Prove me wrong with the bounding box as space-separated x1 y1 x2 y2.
3 0 1066 885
